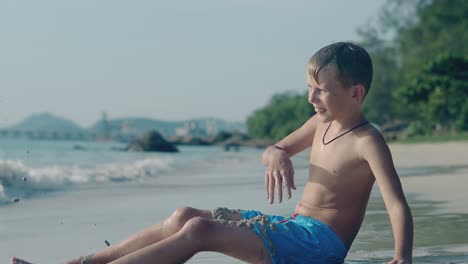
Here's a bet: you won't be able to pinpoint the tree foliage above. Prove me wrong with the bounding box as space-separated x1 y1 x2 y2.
246 92 315 140
359 0 468 135
398 1 468 71
395 56 468 133
247 0 468 139
360 39 399 124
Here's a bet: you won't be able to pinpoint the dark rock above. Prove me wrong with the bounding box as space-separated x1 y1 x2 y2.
219 133 255 151
243 138 275 148
380 120 410 141
73 145 87 151
212 131 234 143
166 131 273 150
167 135 211 146
126 131 179 152
220 137 242 151
380 120 409 133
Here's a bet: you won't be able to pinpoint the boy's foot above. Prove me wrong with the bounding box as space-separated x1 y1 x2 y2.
11 257 33 264
63 256 86 264
11 256 84 264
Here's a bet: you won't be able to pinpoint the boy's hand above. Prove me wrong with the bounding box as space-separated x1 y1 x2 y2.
264 147 296 204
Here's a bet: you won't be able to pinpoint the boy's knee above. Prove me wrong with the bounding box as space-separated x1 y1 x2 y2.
180 217 214 245
169 206 201 229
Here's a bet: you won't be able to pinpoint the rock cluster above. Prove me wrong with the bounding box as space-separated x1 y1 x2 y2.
126 131 179 152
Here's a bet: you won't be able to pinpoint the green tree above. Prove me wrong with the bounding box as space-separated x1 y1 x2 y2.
358 0 468 126
398 1 468 73
248 1 468 139
358 27 400 124
394 56 468 134
247 92 315 140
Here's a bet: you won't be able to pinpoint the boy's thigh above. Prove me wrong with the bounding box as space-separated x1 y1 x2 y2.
188 217 271 264
211 207 243 221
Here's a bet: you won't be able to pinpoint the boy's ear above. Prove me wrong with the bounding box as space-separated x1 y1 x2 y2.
351 84 366 103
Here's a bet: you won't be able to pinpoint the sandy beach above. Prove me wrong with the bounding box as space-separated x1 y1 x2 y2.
390 142 468 214
1 142 467 263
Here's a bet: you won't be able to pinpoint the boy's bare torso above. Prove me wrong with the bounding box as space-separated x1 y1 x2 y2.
294 122 376 249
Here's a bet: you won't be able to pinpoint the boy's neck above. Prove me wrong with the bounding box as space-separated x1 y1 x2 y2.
329 112 367 134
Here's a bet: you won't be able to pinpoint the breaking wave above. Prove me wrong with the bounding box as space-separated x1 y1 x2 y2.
0 157 173 204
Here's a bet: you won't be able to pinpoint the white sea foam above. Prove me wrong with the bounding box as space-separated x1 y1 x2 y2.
0 157 174 204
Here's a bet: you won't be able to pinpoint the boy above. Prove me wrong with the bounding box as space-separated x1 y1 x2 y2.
12 42 413 264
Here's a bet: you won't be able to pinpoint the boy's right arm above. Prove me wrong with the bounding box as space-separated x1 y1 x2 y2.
263 114 318 159
262 115 318 204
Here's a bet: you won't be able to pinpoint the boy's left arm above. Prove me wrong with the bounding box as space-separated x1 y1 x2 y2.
360 134 414 263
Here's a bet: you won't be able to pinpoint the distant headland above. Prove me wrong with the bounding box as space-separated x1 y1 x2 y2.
0 112 246 143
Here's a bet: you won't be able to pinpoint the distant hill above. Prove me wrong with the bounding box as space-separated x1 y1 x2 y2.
9 113 84 133
5 113 245 138
90 118 184 136
187 117 246 134
90 117 245 137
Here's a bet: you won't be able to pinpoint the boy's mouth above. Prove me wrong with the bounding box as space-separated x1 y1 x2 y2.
314 107 326 113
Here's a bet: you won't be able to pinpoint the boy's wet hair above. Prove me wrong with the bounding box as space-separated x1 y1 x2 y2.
307 41 373 96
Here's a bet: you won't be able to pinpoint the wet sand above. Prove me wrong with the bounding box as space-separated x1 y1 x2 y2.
390 142 468 214
342 141 468 263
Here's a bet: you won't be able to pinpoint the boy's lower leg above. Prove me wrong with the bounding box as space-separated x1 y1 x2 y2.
108 216 271 264
10 207 245 264
71 207 216 264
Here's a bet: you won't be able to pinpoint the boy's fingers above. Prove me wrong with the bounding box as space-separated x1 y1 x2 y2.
290 168 296 189
269 175 275 204
265 170 270 199
274 171 282 203
284 179 292 199
280 169 292 199
277 178 283 203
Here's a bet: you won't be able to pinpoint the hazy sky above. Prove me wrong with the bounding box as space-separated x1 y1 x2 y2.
0 0 385 127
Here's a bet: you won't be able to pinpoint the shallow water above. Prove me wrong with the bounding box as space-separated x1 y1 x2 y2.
347 193 468 263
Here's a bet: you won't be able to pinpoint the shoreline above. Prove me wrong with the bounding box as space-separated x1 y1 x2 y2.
389 142 468 214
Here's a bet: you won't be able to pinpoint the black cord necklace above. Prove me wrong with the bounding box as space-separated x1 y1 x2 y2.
321 121 369 151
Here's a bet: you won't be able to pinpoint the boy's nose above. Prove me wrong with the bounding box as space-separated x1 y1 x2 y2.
308 90 318 104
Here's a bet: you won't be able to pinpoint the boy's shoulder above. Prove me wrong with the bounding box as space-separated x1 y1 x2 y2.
354 123 393 161
355 123 387 147
359 123 384 138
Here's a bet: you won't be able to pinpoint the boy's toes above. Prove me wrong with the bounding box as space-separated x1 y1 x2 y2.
63 256 85 264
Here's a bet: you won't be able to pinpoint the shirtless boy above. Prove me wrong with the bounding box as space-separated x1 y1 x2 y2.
12 41 413 264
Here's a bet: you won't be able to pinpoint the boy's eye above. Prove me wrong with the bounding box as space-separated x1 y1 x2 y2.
307 86 325 93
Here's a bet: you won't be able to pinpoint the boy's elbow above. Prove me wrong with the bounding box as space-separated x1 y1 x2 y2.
389 199 412 218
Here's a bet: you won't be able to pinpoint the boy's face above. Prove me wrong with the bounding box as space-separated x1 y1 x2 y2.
306 63 353 123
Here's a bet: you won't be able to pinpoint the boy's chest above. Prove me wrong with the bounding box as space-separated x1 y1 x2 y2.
310 134 367 178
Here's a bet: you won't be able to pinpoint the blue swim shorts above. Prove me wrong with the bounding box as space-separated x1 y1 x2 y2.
240 210 348 264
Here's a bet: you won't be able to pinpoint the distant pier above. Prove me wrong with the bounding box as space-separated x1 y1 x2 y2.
0 129 135 142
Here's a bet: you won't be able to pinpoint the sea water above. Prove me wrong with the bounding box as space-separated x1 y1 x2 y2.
1 139 467 263
0 139 236 205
